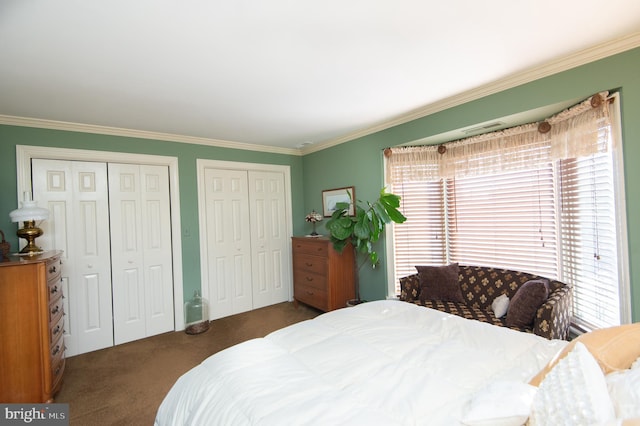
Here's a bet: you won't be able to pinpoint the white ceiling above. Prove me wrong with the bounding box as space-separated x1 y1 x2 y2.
1 1 639 153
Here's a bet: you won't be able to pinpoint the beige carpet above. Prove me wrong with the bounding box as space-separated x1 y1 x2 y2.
55 302 321 425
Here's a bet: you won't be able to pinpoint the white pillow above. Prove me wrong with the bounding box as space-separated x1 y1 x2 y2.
461 380 537 426
529 341 616 426
491 293 510 318
607 355 640 419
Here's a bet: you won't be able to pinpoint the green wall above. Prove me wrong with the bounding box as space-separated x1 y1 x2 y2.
304 47 640 321
2 46 639 323
0 127 304 302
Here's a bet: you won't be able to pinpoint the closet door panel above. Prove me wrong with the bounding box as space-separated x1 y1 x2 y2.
140 165 174 336
249 171 290 308
32 159 113 356
203 168 253 320
71 162 113 354
109 163 146 345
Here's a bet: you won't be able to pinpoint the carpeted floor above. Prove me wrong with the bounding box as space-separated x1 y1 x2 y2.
55 301 321 425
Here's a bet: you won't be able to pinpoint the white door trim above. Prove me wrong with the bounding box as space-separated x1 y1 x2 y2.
196 159 293 309
15 145 185 330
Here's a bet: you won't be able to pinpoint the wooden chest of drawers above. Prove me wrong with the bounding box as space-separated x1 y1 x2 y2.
0 250 65 402
292 237 355 312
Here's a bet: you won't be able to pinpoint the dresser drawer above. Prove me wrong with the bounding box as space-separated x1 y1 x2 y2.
50 334 64 360
47 277 63 303
293 269 327 291
293 253 327 275
51 352 65 392
49 313 65 345
48 297 64 323
294 281 327 310
292 239 328 256
46 257 62 283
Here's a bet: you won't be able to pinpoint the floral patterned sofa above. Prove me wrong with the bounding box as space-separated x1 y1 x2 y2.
399 264 573 340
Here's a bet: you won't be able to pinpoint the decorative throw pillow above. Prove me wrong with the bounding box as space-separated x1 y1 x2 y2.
491 293 510 319
461 380 537 426
529 342 616 426
530 323 640 386
416 263 463 303
505 279 549 328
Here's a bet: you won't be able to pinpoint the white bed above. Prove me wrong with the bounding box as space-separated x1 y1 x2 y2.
156 300 569 425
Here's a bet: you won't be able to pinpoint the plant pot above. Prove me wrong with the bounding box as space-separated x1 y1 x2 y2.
346 299 366 307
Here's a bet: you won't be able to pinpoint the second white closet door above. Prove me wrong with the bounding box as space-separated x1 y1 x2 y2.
109 163 174 345
201 166 290 319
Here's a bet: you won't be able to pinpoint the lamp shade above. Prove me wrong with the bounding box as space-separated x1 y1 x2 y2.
9 199 50 222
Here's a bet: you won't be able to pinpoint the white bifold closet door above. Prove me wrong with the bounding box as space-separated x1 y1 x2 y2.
31 159 174 356
108 163 174 345
201 167 290 320
32 159 113 356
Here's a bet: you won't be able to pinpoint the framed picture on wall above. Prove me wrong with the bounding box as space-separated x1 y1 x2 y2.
322 186 355 217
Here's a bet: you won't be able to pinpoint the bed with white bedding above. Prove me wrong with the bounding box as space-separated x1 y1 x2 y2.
156 300 570 425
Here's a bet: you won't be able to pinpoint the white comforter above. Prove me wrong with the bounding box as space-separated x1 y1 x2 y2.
155 300 567 426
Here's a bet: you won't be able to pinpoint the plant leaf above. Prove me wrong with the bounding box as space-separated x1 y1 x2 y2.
370 251 379 267
329 238 348 253
353 214 370 239
386 207 407 224
379 191 401 208
327 216 353 240
372 200 391 223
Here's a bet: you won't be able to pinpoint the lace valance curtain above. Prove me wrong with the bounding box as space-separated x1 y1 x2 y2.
386 92 611 183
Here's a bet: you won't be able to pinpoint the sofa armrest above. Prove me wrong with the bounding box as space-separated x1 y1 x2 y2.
399 274 420 302
533 283 573 340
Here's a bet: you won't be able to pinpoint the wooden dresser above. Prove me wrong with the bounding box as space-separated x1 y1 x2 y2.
292 237 355 311
0 250 65 403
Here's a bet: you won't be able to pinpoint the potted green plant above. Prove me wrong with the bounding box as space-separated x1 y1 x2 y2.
325 187 407 304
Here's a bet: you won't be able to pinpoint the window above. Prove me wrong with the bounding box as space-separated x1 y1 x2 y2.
558 152 622 329
386 93 630 330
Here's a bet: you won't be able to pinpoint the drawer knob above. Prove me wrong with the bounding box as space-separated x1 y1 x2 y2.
305 277 313 282
52 345 61 356
53 325 61 335
49 266 57 274
50 285 58 294
305 262 313 267
51 305 60 315
306 290 314 295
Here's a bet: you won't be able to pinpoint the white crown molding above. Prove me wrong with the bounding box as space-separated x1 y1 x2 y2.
302 31 640 155
0 115 303 156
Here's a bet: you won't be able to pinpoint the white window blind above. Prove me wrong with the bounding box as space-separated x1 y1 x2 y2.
559 152 621 329
446 166 558 278
392 179 446 285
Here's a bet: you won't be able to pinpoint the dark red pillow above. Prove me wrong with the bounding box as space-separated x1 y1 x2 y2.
416 263 463 303
505 279 550 328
